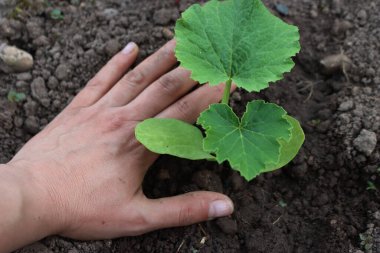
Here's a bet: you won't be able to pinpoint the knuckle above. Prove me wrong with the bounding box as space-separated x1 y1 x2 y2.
86 77 101 88
178 206 195 225
101 110 127 133
158 73 180 93
161 45 175 60
123 69 145 88
176 100 191 117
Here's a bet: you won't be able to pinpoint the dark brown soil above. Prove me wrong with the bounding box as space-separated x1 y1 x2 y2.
1 0 379 252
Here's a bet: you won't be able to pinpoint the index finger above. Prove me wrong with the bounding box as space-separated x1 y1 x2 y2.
99 40 178 107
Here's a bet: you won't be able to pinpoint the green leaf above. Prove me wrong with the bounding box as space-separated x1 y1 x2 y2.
135 118 214 160
263 115 305 172
197 100 292 180
7 90 26 103
175 0 300 92
50 8 64 20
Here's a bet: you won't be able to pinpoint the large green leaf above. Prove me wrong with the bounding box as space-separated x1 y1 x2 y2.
175 0 300 92
135 118 214 160
197 100 292 180
264 115 305 172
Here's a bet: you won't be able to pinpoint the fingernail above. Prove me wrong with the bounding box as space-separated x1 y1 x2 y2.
208 199 234 219
122 42 137 55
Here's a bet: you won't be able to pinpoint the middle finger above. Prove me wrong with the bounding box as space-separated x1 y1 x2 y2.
99 40 177 107
125 67 197 120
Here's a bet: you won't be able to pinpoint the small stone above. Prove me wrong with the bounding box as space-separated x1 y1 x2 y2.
338 100 354 112
215 217 238 235
230 172 246 191
24 100 38 116
33 35 50 47
153 9 173 25
231 92 242 102
55 64 71 81
104 39 121 56
31 77 48 102
13 116 23 128
310 10 318 18
24 116 40 134
47 76 59 90
16 72 32 81
162 27 174 39
374 211 380 220
357 10 367 25
0 44 34 73
332 20 353 35
26 21 44 39
353 129 377 156
192 170 223 192
102 8 119 20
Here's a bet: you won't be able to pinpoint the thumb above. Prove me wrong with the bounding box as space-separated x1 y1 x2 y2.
139 191 234 230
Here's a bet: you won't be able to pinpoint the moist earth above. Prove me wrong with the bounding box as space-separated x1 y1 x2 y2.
0 0 379 252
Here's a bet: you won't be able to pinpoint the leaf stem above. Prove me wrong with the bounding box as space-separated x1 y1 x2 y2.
222 79 232 104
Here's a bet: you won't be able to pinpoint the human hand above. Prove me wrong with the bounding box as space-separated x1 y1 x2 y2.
1 40 234 251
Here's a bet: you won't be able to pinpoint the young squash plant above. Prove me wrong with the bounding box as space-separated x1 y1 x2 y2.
135 0 304 181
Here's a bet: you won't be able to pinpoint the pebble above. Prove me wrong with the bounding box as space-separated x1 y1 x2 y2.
55 64 71 81
24 100 38 116
162 27 174 39
357 9 368 25
16 72 32 81
102 8 119 20
0 44 34 73
26 21 44 39
31 77 48 102
215 217 238 235
104 39 121 56
332 20 353 35
338 100 354 112
47 76 59 90
275 3 289 16
153 8 173 25
24 116 40 134
353 129 377 156
192 170 223 192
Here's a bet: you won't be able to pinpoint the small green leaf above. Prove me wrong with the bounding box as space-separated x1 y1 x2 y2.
135 118 214 160
367 181 377 191
278 199 287 208
175 0 300 92
50 8 64 20
264 115 305 172
197 100 292 180
7 90 26 103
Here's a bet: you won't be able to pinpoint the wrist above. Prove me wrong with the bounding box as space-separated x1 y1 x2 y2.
0 163 61 251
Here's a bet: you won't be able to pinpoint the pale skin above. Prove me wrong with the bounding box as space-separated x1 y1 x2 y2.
0 40 235 253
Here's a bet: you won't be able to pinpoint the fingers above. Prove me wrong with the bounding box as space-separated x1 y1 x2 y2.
69 42 139 109
125 67 197 119
100 40 178 107
156 83 236 123
138 191 234 230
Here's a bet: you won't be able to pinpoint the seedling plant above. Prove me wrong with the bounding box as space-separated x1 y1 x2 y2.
135 0 305 181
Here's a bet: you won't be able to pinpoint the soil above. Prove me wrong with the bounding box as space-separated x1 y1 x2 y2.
1 0 379 252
